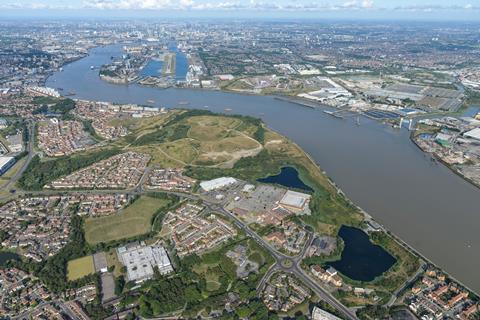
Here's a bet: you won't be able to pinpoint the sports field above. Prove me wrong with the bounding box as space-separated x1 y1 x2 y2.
67 255 95 281
84 196 171 244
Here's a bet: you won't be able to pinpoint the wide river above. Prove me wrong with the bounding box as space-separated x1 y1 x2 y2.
47 45 480 293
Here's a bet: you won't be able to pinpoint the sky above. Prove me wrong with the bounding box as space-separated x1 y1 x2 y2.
1 0 480 21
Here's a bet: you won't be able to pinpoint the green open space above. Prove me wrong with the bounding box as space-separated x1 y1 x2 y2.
120 110 263 168
67 255 95 281
106 248 124 278
84 196 173 245
185 128 363 234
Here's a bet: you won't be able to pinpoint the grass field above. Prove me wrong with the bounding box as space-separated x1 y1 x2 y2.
193 260 222 292
205 272 222 291
67 255 95 281
84 196 171 244
106 248 124 277
121 113 263 168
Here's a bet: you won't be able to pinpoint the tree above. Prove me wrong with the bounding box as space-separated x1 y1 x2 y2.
185 284 202 304
115 276 125 296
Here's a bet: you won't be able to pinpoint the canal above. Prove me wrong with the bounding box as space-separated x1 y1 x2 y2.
47 44 480 293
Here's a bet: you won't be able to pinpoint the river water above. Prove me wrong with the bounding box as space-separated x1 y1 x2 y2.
47 45 480 293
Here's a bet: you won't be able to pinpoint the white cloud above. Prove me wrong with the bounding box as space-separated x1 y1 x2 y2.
83 0 365 11
393 4 480 12
0 2 74 9
362 0 373 8
342 1 358 8
3 0 478 13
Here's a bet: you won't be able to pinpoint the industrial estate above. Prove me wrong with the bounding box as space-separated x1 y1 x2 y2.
0 14 479 320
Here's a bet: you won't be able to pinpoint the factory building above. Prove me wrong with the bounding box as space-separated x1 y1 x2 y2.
0 156 15 176
279 190 311 215
312 306 342 320
117 242 173 283
464 128 480 141
200 177 237 192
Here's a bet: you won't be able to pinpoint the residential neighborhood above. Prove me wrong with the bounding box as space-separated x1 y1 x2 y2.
48 152 150 189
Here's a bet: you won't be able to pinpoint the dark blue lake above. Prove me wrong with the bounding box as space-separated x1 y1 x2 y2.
0 251 20 266
257 166 313 192
327 226 397 282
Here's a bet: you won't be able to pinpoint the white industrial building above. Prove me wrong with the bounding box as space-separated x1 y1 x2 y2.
117 242 173 283
0 156 15 176
312 306 342 320
279 190 311 215
27 86 60 98
298 77 351 102
200 177 237 192
464 128 480 141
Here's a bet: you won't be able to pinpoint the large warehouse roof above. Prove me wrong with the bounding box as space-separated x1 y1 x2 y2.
280 190 311 209
464 128 480 141
200 177 237 191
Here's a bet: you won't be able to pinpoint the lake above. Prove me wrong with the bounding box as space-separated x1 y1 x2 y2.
0 252 20 266
258 166 314 192
327 226 397 282
47 44 480 293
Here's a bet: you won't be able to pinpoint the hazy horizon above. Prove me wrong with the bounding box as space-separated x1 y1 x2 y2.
1 0 480 21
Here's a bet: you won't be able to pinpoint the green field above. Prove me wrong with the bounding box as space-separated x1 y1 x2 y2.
67 255 95 281
106 248 124 277
122 111 263 168
84 196 172 244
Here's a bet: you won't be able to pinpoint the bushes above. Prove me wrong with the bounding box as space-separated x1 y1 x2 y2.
32 97 76 117
137 276 188 317
184 149 279 182
33 214 91 292
133 109 265 147
115 276 125 296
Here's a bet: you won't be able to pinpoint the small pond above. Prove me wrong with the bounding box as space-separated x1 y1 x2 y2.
257 166 313 192
0 251 21 266
327 226 397 282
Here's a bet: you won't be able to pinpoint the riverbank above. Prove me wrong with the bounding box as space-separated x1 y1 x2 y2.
45 43 480 292
410 133 480 190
